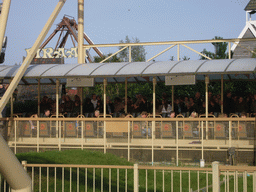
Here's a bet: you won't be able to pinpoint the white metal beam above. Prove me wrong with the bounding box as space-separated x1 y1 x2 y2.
78 0 84 64
0 0 66 113
0 0 11 55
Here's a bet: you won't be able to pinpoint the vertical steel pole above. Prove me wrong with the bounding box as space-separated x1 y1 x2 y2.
37 119 39 152
78 0 84 118
228 42 231 60
205 75 209 141
38 79 41 116
10 93 13 118
177 44 180 61
0 0 11 54
80 89 83 115
221 75 223 114
56 79 60 150
78 0 84 64
56 79 59 118
125 78 127 113
229 120 232 148
201 121 204 160
129 46 132 62
128 120 130 161
152 77 156 165
103 78 107 154
172 85 174 111
14 119 16 154
176 120 179 166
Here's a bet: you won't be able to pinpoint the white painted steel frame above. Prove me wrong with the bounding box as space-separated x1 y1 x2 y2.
0 0 11 55
84 38 256 63
0 1 66 192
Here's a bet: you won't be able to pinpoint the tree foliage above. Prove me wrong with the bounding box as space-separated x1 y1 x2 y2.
201 36 229 59
119 36 146 62
94 53 122 63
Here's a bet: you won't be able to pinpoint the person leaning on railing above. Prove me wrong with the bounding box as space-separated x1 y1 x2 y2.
137 111 150 137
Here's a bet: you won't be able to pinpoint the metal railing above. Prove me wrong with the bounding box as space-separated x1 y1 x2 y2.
5 116 256 164
219 164 256 192
1 161 256 191
82 38 256 62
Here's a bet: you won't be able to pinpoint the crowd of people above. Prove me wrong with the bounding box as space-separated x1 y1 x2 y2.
38 91 256 118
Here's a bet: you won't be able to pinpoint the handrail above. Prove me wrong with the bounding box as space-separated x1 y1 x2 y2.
83 38 256 48
8 117 256 121
219 165 256 172
23 163 212 171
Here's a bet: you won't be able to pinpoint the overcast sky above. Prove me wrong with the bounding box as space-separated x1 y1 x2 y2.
1 0 253 64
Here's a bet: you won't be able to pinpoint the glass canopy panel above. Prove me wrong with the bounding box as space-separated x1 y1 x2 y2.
90 62 129 76
228 74 254 80
114 77 126 83
106 77 116 83
105 77 126 83
116 62 152 75
143 61 179 75
24 64 58 77
136 76 148 82
95 77 104 83
127 77 136 83
197 59 233 73
170 60 205 74
149 76 165 82
23 79 39 84
0 66 20 78
0 65 13 73
59 78 66 84
39 78 53 84
66 63 105 77
226 58 256 72
41 64 80 77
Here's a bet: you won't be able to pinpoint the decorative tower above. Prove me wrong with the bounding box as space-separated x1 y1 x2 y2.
231 0 256 58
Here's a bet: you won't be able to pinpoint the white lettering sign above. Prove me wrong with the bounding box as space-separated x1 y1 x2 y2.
25 47 88 58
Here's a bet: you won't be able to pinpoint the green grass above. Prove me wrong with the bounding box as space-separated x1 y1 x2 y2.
13 150 215 192
0 149 245 192
16 150 134 191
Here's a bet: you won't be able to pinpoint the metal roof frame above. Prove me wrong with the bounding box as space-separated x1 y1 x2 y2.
0 58 255 85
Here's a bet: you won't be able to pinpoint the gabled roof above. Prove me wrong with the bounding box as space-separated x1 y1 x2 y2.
245 0 256 11
231 20 256 51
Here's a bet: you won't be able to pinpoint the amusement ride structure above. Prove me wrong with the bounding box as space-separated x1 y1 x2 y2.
0 1 256 192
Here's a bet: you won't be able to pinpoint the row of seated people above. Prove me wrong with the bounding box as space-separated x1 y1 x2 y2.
38 91 256 119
